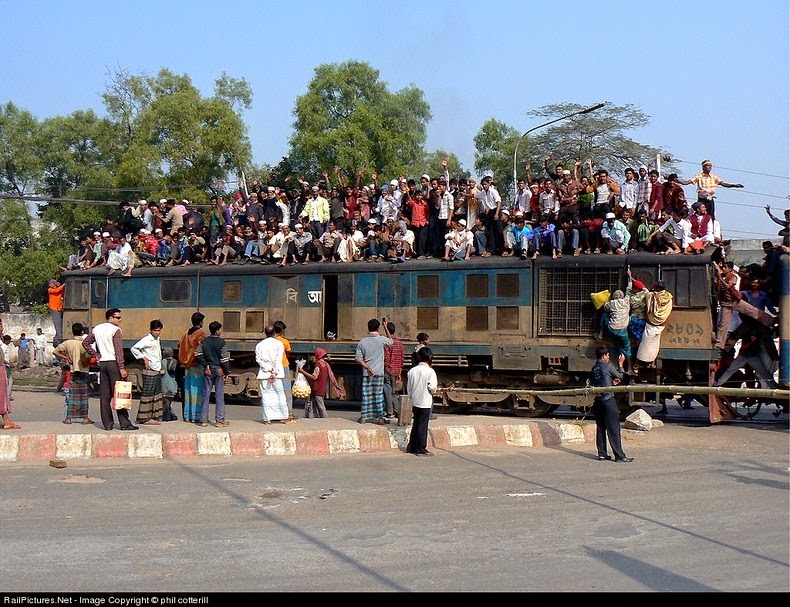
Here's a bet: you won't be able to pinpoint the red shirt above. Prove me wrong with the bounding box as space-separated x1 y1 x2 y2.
384 337 405 376
344 194 358 218
408 199 430 227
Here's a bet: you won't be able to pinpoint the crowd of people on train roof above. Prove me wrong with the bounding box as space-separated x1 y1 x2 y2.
61 156 789 275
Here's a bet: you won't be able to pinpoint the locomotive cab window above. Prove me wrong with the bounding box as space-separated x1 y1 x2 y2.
160 279 191 303
245 311 265 333
417 307 438 330
661 268 708 308
466 307 488 331
223 311 241 333
496 306 519 330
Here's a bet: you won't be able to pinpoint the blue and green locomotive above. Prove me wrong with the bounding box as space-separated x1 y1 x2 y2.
60 250 722 416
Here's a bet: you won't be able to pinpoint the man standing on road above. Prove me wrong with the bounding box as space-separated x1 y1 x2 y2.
16 333 31 369
33 327 48 366
82 308 138 431
405 347 438 457
178 312 206 424
195 321 231 427
590 346 632 462
355 318 393 425
382 321 404 419
274 320 295 420
255 324 292 424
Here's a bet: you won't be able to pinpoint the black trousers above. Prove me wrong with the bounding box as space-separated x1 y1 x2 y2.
593 396 626 460
99 361 132 430
406 407 431 454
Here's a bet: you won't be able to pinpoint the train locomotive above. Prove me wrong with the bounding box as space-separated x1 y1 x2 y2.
60 247 734 417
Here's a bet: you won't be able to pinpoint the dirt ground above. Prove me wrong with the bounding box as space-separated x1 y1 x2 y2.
11 363 63 389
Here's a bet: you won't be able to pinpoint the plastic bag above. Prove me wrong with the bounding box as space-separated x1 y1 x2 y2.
112 380 133 410
590 290 611 310
292 359 311 398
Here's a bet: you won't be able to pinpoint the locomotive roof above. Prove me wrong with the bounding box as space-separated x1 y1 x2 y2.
62 248 719 280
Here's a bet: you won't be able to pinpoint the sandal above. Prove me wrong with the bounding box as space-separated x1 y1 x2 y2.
2 423 21 430
63 418 73 424
262 420 272 425
82 419 94 424
282 418 296 424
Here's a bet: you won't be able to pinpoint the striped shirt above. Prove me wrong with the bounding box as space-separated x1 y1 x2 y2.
690 172 722 200
384 337 405 376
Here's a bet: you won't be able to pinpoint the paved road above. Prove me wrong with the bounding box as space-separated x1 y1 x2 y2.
2 422 788 593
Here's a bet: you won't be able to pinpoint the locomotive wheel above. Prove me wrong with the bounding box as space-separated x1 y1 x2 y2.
512 400 555 418
434 400 472 415
719 395 762 420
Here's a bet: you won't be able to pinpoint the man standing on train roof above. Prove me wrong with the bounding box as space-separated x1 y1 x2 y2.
677 159 743 220
355 318 393 425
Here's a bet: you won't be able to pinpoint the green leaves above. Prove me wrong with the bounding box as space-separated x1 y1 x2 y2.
288 61 431 182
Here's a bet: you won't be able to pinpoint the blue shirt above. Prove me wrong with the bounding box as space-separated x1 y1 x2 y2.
591 358 623 401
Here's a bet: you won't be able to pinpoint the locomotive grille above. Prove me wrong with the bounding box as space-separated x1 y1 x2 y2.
538 267 621 335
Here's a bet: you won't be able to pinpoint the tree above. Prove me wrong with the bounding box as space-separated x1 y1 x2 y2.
0 236 68 308
288 61 431 184
524 102 663 177
474 103 669 200
473 118 521 194
0 102 43 196
415 150 470 182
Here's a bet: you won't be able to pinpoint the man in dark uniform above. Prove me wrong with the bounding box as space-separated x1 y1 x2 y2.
591 345 633 462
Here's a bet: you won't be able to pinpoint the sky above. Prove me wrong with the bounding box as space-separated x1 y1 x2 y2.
2 0 788 240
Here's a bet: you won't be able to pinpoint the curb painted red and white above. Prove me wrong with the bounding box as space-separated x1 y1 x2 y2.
0 421 597 463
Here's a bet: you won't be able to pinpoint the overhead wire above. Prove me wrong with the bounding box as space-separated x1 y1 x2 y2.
670 158 789 181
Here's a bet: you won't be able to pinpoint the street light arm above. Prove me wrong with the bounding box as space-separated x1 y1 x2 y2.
513 102 606 194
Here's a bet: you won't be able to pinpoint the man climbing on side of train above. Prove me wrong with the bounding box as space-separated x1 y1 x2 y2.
633 279 673 377
596 290 632 372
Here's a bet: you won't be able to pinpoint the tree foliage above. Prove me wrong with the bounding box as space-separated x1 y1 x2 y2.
474 103 668 200
288 61 432 185
0 241 68 308
523 102 664 178
0 69 253 307
0 102 44 196
473 118 521 193
416 150 470 182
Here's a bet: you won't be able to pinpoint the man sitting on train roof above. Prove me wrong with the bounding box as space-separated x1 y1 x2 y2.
646 207 691 255
284 223 313 266
600 212 630 255
504 212 533 259
443 218 473 261
531 215 558 260
388 219 415 262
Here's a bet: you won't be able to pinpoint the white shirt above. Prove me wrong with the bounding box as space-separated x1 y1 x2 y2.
130 332 162 372
474 185 502 212
406 363 438 408
659 217 692 249
255 337 284 380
